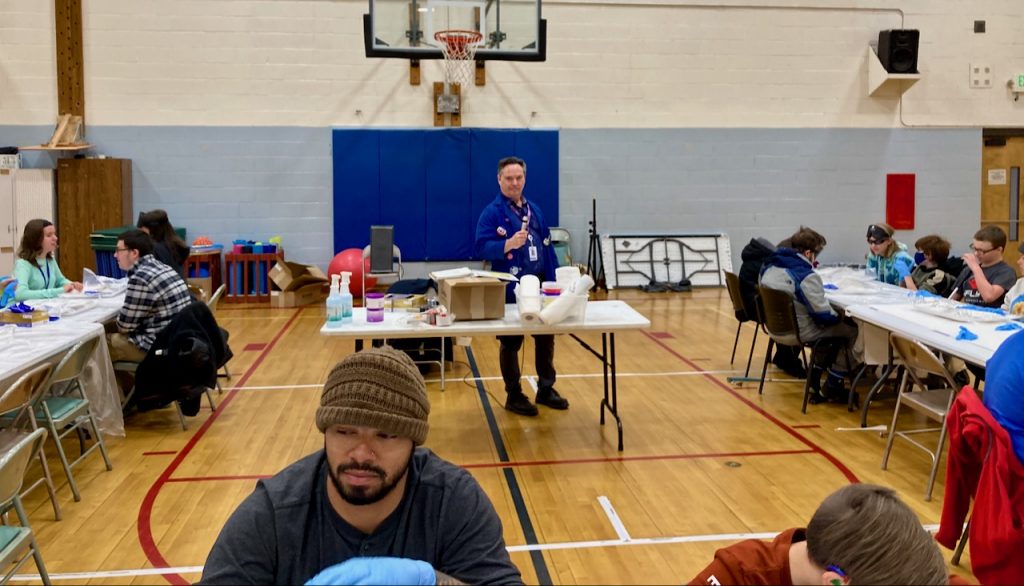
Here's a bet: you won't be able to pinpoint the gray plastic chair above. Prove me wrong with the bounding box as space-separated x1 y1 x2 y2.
0 428 51 585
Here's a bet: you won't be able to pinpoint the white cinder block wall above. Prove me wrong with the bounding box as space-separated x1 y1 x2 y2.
1 0 1022 268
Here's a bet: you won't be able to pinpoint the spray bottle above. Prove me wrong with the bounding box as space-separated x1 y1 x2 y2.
339 271 353 324
326 274 343 328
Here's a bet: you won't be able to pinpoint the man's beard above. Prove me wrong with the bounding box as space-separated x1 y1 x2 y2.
328 457 411 506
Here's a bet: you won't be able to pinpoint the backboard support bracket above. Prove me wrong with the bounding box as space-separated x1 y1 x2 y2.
434 82 462 127
410 59 421 85
475 60 485 86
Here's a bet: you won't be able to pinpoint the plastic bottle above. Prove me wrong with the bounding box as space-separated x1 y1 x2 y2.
326 274 343 328
339 271 354 324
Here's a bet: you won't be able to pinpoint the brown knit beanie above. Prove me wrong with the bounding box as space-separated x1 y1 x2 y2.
316 346 430 444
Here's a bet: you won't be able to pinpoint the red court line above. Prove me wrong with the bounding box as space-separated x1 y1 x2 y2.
791 424 821 429
162 449 815 485
136 308 303 586
642 331 859 483
142 451 178 456
167 474 271 483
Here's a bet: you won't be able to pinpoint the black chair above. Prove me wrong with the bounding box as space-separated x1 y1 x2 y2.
723 271 759 377
756 286 853 413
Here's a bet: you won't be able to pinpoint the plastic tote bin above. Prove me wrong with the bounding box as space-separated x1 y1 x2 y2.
90 225 187 277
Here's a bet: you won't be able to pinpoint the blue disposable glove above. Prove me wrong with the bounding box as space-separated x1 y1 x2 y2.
956 326 978 341
306 557 436 586
0 278 17 308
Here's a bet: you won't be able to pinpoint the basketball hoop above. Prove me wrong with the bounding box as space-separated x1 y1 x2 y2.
435 29 483 90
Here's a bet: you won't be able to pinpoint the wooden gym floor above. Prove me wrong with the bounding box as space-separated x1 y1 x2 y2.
15 287 976 585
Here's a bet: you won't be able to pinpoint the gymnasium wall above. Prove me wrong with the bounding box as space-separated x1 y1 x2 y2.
0 0 1016 268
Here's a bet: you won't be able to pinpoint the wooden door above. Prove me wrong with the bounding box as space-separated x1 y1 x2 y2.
56 158 132 280
981 135 1024 265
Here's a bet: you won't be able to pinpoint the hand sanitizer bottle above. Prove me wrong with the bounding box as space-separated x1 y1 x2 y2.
326 274 343 328
339 271 353 324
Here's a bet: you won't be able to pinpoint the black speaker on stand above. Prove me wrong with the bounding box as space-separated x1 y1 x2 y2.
585 198 608 292
877 29 920 74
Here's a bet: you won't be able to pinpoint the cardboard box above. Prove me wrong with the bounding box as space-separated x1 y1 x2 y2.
268 261 330 307
437 277 506 321
2 309 49 326
271 282 329 308
389 294 427 311
269 261 329 292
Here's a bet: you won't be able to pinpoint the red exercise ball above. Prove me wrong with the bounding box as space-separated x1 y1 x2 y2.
328 248 376 297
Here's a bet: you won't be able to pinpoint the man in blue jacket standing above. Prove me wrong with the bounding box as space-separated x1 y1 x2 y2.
475 156 567 416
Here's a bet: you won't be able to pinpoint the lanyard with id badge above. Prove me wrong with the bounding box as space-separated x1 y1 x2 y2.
516 202 539 263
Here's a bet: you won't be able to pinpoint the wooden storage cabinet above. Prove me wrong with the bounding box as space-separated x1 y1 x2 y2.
56 158 132 281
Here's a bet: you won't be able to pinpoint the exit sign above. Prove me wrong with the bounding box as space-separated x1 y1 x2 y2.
1015 74 1024 92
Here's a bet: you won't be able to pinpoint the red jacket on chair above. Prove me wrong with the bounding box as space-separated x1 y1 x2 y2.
936 386 1024 585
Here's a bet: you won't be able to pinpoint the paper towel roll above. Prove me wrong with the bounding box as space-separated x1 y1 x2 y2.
539 294 577 324
568 274 595 296
519 275 541 296
518 293 543 323
520 309 543 323
555 266 581 287
519 295 542 314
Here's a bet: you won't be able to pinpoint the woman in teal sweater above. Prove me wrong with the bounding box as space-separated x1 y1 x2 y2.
13 218 83 300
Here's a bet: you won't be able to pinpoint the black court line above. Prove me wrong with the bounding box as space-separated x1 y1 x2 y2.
465 347 552 586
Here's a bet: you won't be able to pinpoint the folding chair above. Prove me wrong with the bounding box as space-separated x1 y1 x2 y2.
187 282 206 302
0 364 61 521
115 360 215 431
0 428 51 585
36 336 113 502
361 243 403 298
206 284 231 392
756 286 853 412
723 271 758 374
882 333 959 501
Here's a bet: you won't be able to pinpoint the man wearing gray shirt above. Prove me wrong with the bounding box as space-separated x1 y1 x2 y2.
200 346 523 585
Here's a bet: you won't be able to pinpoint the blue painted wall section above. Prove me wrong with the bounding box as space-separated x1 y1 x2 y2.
332 128 559 262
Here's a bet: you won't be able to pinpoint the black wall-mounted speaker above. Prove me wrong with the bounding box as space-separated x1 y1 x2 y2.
877 29 920 74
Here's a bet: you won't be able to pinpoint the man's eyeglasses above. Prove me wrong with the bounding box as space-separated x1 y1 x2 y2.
972 246 996 254
114 247 129 253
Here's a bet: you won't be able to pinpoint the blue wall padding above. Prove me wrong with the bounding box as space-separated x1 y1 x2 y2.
380 131 427 260
333 128 558 262
333 130 380 255
424 131 474 259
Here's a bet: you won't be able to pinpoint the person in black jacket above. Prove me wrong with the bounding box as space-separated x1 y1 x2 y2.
738 236 806 379
137 209 191 278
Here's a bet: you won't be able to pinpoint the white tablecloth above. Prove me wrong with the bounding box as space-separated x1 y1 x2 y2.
0 291 126 437
820 266 1017 366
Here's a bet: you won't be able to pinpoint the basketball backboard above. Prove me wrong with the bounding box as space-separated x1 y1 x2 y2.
364 0 545 61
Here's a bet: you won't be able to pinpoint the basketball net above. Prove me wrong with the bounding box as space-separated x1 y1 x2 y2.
435 30 482 92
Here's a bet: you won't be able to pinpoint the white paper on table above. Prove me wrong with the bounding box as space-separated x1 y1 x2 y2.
77 269 128 298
